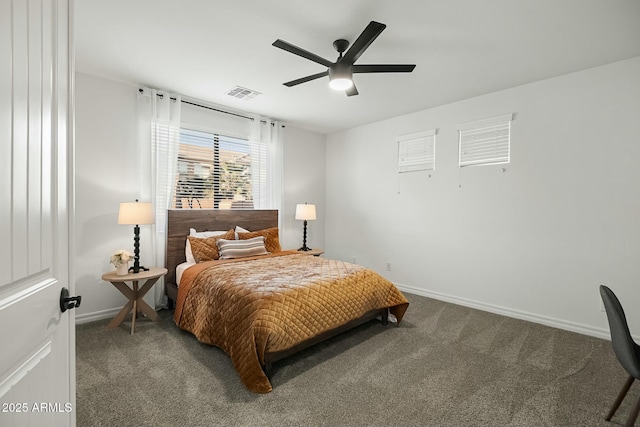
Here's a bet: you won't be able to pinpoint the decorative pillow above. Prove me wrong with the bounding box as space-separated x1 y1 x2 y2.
217 236 268 260
188 229 235 263
237 227 281 253
185 229 229 263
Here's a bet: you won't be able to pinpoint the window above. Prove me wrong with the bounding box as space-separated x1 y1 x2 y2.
458 113 513 167
172 128 267 209
397 129 436 173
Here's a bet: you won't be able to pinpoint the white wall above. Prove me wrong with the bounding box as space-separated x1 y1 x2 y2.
281 126 326 251
74 73 147 321
325 57 640 338
74 72 326 322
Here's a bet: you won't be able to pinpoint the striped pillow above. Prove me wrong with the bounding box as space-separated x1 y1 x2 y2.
217 236 268 260
237 227 281 253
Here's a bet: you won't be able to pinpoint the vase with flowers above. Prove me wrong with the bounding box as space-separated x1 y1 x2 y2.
110 249 133 275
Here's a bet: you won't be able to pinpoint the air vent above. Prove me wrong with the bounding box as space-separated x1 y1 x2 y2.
226 86 261 100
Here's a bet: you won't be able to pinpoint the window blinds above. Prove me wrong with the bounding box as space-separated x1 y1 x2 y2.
174 128 265 209
397 129 436 173
458 113 512 167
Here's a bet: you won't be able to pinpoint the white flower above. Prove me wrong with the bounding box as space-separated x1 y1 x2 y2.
110 249 134 267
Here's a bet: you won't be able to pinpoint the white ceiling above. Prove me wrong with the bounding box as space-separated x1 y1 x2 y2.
75 0 640 134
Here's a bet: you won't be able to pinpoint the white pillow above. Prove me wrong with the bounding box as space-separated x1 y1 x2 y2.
235 225 250 239
185 228 228 264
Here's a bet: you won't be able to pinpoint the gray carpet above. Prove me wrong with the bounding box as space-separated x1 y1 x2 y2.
77 293 631 426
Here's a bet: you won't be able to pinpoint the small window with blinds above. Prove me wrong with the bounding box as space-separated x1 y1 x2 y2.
458 113 513 167
397 129 436 173
173 128 265 209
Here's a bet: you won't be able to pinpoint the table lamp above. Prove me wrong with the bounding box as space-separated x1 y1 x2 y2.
295 203 316 251
118 200 155 273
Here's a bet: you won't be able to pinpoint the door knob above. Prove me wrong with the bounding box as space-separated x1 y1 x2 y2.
60 287 81 313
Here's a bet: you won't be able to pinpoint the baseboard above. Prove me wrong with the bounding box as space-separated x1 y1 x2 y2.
75 307 121 325
394 283 613 341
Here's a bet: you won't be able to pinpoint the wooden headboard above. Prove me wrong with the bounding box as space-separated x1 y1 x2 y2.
165 209 279 287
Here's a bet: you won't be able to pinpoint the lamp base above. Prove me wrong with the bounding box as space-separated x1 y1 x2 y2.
130 224 149 274
298 220 312 252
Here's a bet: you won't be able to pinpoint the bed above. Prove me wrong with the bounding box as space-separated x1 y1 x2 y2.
165 209 409 393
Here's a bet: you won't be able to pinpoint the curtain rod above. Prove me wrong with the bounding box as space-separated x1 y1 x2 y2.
181 99 256 122
139 88 264 123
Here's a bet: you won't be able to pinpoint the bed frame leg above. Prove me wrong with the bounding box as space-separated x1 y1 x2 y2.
381 309 389 325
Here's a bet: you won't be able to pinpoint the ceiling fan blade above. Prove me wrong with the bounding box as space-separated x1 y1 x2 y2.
283 71 329 87
272 39 333 67
341 21 386 65
353 64 416 73
345 83 358 97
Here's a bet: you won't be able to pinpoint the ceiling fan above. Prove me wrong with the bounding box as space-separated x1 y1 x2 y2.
272 21 416 97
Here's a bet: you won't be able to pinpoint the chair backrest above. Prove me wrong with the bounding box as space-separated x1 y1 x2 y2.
600 285 640 378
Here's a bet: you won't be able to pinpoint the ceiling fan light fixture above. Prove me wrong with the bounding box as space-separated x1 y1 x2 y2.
328 62 353 91
329 77 353 91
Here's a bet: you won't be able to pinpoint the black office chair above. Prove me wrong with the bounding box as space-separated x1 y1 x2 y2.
600 285 640 427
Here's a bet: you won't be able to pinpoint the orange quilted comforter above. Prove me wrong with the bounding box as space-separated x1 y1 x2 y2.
173 251 409 393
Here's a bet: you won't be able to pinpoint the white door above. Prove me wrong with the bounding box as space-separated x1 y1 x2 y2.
0 0 75 426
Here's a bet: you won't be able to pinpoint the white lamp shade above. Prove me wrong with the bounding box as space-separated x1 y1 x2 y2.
118 202 155 225
295 204 317 221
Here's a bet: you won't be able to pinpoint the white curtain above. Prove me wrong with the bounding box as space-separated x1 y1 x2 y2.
137 88 181 309
251 119 283 219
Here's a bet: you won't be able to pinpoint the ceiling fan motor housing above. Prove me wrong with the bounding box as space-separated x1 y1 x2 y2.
329 61 353 81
